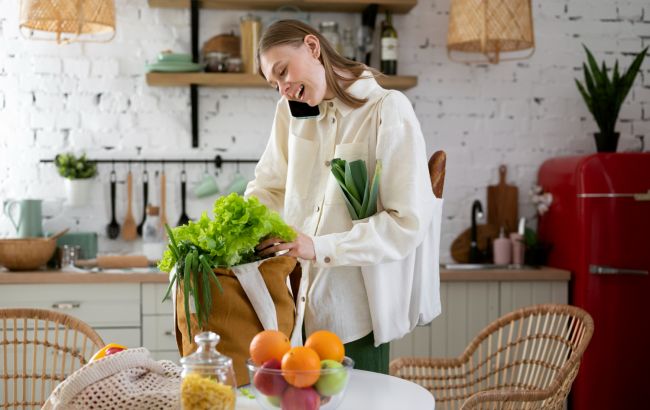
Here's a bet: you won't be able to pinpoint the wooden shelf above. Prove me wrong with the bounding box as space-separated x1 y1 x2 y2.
146 72 418 90
148 0 417 14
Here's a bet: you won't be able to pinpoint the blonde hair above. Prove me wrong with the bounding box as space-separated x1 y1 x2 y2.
258 19 377 109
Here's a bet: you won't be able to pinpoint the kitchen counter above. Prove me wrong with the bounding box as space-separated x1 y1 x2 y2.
0 266 570 284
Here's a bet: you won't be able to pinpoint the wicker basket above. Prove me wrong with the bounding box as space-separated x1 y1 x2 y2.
0 237 57 270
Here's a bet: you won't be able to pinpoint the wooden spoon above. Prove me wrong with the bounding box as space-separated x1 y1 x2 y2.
122 171 138 241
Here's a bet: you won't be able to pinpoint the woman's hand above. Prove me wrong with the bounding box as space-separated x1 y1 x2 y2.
256 230 316 261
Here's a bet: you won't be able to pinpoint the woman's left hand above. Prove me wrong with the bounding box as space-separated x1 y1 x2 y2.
256 230 316 261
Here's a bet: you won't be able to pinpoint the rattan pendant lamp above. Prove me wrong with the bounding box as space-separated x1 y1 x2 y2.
447 0 534 64
19 0 115 44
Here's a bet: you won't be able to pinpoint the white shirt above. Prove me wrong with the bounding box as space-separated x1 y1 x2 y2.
245 73 436 344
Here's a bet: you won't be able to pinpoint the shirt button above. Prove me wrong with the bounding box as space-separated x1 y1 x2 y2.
301 296 306 302
324 160 331 167
324 256 331 263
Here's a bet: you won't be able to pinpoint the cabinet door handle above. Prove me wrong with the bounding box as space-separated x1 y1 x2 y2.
164 331 174 336
589 265 648 275
52 302 81 309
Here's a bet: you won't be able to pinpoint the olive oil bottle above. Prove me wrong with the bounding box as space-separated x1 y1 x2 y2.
380 10 398 75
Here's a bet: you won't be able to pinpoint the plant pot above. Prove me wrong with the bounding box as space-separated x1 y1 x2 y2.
65 179 93 207
594 132 619 153
524 243 552 267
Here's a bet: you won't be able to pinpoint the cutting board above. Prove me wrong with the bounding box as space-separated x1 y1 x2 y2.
450 224 500 263
487 165 518 234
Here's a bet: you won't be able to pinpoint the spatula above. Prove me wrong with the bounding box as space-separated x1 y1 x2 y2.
106 170 120 239
122 170 138 240
177 170 191 226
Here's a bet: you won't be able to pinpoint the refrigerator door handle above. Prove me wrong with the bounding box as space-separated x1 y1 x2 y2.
589 265 648 275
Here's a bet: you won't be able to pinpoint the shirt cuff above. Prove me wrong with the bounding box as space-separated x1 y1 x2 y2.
312 235 337 267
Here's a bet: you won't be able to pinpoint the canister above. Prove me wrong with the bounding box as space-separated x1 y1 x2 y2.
240 14 261 74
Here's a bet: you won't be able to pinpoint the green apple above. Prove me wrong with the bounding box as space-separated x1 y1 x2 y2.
266 395 281 407
315 359 347 396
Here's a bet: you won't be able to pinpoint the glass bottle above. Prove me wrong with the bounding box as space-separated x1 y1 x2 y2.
319 21 342 54
380 10 398 75
180 332 237 410
341 27 356 61
142 205 164 261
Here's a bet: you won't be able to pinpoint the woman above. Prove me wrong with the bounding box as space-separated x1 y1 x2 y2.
245 20 438 374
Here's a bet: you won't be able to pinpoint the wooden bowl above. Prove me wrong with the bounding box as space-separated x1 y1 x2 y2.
0 237 57 271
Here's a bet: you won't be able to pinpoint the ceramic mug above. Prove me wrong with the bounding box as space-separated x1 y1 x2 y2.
3 199 44 237
194 173 220 198
224 173 248 196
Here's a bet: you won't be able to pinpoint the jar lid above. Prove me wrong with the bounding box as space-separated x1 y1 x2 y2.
180 331 233 369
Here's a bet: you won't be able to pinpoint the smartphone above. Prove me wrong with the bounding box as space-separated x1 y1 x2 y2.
288 100 320 119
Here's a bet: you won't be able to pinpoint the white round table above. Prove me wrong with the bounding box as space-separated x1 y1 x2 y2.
236 369 435 409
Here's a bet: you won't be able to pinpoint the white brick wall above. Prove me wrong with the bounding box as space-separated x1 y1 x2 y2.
0 0 648 262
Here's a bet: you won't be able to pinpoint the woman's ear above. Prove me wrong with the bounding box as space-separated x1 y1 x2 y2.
303 34 321 59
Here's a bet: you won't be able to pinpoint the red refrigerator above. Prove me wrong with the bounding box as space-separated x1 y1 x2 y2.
537 153 650 410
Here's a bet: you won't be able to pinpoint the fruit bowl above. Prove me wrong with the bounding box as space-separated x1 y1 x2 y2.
246 356 354 410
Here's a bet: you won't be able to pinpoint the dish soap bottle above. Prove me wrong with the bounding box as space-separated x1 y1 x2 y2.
493 227 512 265
180 331 236 410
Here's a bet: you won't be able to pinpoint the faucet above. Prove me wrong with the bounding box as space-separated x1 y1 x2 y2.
469 200 484 263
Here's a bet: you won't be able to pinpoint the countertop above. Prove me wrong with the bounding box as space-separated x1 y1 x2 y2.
0 266 570 284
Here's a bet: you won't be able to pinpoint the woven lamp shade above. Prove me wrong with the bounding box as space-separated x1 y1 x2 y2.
20 0 115 44
447 0 534 63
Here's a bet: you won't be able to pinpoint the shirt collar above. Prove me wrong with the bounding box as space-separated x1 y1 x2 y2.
320 70 381 118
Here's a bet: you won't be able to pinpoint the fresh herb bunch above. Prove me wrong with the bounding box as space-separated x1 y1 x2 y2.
54 153 97 179
330 158 382 220
159 193 296 339
575 45 647 138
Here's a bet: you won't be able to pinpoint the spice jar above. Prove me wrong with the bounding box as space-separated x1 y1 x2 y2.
319 21 342 54
180 332 237 410
226 57 243 73
204 52 229 73
240 14 261 74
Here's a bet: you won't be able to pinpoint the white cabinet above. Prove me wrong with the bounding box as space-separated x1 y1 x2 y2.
141 283 180 362
389 280 568 360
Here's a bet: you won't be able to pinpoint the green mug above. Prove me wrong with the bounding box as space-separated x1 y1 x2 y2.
3 199 44 238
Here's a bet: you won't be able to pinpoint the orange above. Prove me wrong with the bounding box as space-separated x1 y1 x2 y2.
280 346 321 387
305 330 345 362
249 330 291 366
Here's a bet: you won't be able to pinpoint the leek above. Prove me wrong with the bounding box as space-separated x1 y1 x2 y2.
330 158 382 220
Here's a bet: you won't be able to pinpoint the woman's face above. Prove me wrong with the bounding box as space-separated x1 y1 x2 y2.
260 35 329 106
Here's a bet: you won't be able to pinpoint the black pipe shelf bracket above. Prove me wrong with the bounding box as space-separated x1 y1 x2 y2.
40 155 258 169
191 0 200 148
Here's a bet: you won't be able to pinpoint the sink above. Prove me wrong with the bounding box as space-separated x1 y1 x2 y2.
442 263 538 270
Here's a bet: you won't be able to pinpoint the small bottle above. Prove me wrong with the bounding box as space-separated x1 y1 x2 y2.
319 21 342 54
180 332 237 410
341 27 356 60
380 10 398 75
142 205 165 261
510 217 527 266
493 227 512 265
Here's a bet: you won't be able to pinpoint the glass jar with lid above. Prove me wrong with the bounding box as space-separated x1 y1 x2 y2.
180 331 237 410
318 21 342 54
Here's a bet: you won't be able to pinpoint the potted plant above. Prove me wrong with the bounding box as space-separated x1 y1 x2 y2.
575 45 647 152
54 152 97 207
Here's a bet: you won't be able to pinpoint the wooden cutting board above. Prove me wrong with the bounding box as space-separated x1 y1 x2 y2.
487 165 518 234
450 224 500 263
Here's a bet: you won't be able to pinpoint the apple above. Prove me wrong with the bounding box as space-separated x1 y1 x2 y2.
281 386 320 410
266 395 281 408
314 360 347 396
253 359 288 396
104 346 125 356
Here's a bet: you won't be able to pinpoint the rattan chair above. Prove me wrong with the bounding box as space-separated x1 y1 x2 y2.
390 304 594 410
1 308 104 409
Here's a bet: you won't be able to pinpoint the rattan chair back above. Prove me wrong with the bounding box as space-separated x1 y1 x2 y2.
390 304 594 410
1 308 104 409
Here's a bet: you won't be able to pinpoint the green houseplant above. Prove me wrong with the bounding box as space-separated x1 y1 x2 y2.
54 153 97 206
575 45 647 152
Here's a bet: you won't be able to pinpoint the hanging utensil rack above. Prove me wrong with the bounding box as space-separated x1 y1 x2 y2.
40 155 257 169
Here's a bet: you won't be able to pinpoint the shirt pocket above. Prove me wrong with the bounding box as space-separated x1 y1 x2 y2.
287 133 318 199
324 142 368 205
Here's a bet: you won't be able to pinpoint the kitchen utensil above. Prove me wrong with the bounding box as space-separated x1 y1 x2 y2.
0 228 68 271
177 170 191 226
106 170 120 239
487 165 519 234
122 171 138 241
160 170 168 229
137 170 149 237
3 199 44 237
450 223 500 263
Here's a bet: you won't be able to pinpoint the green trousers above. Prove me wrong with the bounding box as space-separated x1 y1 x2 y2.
343 332 390 374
